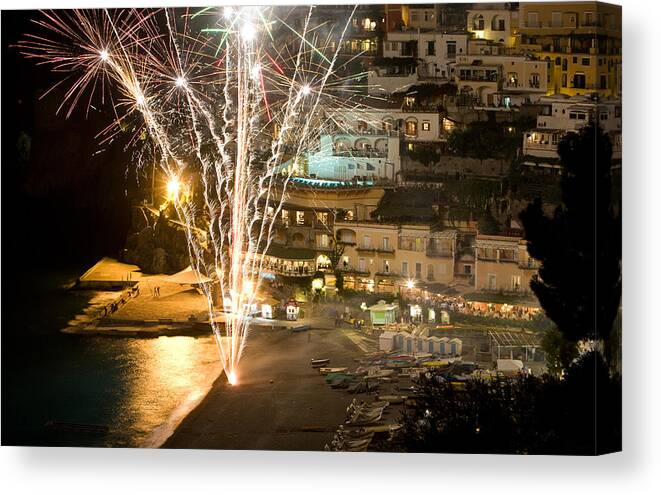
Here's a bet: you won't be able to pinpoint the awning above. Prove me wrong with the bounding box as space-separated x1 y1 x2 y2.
165 266 212 285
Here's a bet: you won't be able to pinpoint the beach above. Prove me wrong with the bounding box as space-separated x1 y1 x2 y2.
163 326 374 451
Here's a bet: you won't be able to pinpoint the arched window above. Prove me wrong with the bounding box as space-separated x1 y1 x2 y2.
405 119 418 137
473 14 485 30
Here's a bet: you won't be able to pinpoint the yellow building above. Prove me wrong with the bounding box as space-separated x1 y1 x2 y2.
467 7 519 48
474 235 540 293
401 4 439 31
334 222 457 294
518 2 622 97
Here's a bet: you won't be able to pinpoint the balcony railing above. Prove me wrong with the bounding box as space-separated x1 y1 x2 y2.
338 266 371 276
519 259 540 269
457 74 499 82
333 149 387 159
426 248 453 258
356 245 376 253
477 255 519 263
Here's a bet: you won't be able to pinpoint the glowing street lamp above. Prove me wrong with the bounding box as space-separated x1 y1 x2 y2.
311 276 324 292
166 177 181 202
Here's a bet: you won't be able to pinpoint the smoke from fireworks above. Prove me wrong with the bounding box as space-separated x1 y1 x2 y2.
19 6 365 384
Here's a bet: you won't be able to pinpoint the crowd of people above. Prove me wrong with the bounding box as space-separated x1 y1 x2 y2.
409 293 540 322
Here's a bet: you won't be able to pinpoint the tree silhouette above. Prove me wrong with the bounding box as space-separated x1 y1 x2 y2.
520 122 621 354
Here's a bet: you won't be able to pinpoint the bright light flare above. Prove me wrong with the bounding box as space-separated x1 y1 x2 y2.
227 371 238 386
240 22 256 41
175 76 186 88
406 279 415 290
301 84 311 96
250 63 261 80
166 177 181 202
223 7 234 20
99 49 109 61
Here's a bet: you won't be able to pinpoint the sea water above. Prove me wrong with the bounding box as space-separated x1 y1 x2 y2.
1 270 221 448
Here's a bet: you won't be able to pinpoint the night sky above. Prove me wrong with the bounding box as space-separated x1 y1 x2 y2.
2 10 142 272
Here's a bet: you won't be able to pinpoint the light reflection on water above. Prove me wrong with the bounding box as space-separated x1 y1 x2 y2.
121 336 221 447
103 336 219 447
3 284 222 448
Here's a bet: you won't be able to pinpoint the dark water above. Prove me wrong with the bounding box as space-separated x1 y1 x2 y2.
1 269 220 448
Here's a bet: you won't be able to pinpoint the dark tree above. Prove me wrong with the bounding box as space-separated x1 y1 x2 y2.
388 351 621 455
520 123 621 352
477 206 500 235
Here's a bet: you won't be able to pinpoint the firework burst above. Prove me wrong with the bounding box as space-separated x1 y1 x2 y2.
19 5 367 385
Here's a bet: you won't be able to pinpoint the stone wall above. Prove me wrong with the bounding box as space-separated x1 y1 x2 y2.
401 155 510 180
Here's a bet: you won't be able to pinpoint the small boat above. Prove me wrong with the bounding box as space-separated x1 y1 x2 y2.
318 367 348 375
363 423 402 433
310 358 330 368
292 324 311 332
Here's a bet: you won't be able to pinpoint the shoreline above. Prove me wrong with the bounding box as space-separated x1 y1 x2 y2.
142 369 222 448
161 326 375 451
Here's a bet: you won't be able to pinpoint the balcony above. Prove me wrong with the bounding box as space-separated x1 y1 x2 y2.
375 271 398 278
457 74 499 83
477 254 518 263
376 247 395 254
332 149 387 159
426 247 453 258
519 259 540 270
356 245 376 253
338 266 371 276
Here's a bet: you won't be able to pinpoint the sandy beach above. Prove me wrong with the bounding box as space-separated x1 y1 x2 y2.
163 326 375 451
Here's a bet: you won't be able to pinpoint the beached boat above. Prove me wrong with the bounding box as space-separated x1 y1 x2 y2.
363 423 402 433
318 367 348 375
310 358 330 368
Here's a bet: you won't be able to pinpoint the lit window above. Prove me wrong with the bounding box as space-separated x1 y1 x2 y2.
422 121 430 131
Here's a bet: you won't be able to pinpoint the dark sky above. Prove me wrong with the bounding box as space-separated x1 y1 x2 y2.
2 10 140 272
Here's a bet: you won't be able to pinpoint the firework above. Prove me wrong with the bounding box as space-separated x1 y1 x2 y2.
19 5 370 385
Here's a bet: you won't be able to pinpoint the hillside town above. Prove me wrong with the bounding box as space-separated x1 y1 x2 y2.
3 3 622 454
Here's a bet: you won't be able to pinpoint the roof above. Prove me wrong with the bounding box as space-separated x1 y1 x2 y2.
166 266 212 285
368 300 398 311
497 359 524 371
264 244 316 261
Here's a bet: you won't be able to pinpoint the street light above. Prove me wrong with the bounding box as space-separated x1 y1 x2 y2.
166 177 181 202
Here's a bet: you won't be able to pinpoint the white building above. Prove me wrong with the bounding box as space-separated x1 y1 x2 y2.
298 133 401 182
454 53 548 107
370 31 469 95
522 94 622 171
332 103 444 145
